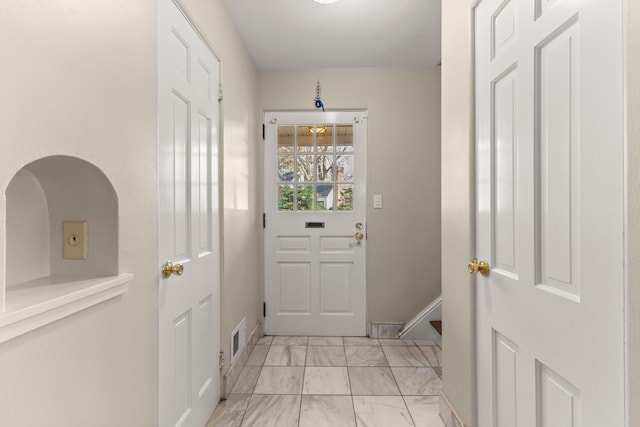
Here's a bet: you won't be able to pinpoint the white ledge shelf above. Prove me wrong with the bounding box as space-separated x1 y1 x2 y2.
0 274 133 343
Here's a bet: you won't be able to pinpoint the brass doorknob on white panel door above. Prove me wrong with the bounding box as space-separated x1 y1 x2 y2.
354 231 364 241
162 261 184 278
468 258 490 277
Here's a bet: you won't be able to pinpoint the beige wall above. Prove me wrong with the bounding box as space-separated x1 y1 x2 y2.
0 1 158 425
177 0 261 382
441 2 478 426
0 0 260 425
259 68 442 327
626 0 640 424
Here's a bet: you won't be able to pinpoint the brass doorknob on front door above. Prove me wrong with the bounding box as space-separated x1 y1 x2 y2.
468 258 490 277
354 231 364 241
162 261 184 278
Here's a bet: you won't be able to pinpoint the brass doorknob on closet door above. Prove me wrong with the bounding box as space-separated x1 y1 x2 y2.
354 231 364 241
162 261 184 278
468 258 490 277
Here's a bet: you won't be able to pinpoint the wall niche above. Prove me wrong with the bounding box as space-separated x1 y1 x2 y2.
1 155 132 343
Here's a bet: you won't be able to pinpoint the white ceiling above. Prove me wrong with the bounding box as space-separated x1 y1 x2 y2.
222 0 442 70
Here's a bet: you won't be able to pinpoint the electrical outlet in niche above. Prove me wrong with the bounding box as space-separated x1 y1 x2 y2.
63 221 88 260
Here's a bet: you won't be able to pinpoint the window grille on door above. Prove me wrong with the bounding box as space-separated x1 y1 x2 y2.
276 124 354 212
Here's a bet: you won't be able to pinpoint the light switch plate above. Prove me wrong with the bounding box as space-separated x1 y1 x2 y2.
63 221 88 260
373 194 383 209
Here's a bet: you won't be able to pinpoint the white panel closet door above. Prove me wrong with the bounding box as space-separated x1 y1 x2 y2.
158 0 221 426
475 0 624 426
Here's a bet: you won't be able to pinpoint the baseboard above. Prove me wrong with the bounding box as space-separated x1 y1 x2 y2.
221 321 263 398
439 390 466 427
369 322 403 338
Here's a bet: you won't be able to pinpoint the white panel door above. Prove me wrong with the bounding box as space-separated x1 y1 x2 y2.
158 0 221 426
475 0 624 426
264 111 367 336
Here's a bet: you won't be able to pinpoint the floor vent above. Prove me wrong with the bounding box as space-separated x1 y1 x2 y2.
370 322 403 339
231 317 247 362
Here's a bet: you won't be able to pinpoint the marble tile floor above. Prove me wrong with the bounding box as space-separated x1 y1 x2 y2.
207 336 444 427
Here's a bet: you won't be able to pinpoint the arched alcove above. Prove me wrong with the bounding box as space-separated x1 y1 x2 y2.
1 155 132 343
5 169 50 287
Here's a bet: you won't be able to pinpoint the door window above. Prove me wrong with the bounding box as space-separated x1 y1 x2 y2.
277 124 354 211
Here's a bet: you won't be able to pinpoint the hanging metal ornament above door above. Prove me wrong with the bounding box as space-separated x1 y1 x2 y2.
314 79 325 111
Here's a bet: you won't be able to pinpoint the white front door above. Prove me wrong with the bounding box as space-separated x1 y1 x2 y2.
264 111 367 336
158 1 221 426
475 0 624 426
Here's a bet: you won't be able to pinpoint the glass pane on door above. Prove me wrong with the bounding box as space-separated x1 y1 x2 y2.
336 155 353 182
278 126 294 152
278 184 295 211
297 155 314 182
336 125 353 152
317 154 334 182
296 184 314 211
275 124 355 212
336 184 353 211
278 155 294 181
316 125 333 152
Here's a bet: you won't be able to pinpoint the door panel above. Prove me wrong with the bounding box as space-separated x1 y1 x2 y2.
195 296 214 397
319 262 353 313
196 113 213 255
493 332 517 427
174 311 192 424
537 362 581 427
475 0 624 425
264 111 367 336
172 93 191 260
158 0 221 426
538 18 580 298
279 262 311 313
492 66 518 276
492 0 516 59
